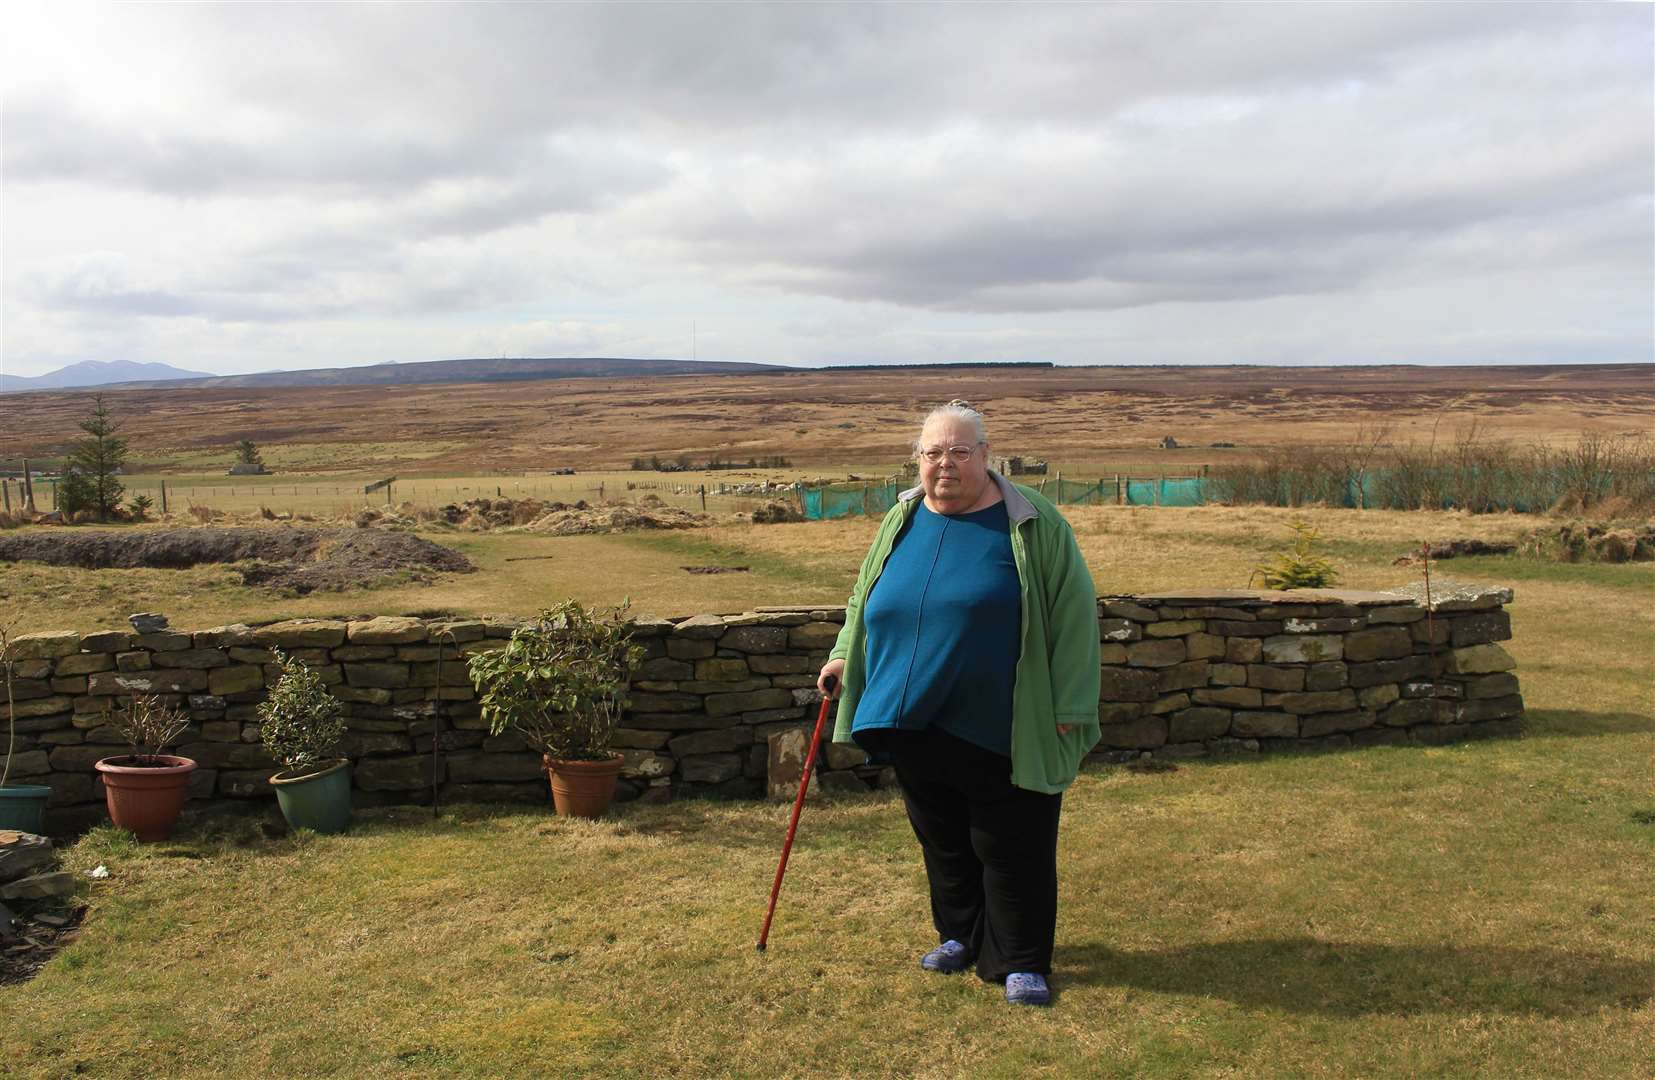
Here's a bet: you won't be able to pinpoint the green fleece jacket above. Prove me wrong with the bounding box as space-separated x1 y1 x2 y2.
828 471 1102 794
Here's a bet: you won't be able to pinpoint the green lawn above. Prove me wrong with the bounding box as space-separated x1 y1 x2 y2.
3 508 1652 1077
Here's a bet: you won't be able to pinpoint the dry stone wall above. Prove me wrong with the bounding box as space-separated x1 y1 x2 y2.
2 588 1522 835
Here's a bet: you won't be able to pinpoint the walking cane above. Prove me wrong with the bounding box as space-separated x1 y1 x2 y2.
756 674 837 952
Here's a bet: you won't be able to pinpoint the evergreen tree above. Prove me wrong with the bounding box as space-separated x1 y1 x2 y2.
64 394 127 521
234 439 263 465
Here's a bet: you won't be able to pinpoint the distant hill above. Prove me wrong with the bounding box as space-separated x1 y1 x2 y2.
0 359 216 393
0 356 794 394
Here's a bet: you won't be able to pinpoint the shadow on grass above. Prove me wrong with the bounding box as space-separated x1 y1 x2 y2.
1064 937 1652 1016
1521 710 1655 739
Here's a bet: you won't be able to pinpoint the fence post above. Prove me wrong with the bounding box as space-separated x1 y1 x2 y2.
1055 472 1063 504
21 459 34 512
50 479 57 511
862 485 870 516
1115 474 1123 505
159 479 167 515
1 478 9 513
700 485 707 512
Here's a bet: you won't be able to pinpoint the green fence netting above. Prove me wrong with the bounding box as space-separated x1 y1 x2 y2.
801 482 903 520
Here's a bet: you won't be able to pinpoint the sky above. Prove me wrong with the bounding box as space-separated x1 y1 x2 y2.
2 2 1652 378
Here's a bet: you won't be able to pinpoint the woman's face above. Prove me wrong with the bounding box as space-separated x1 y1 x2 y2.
917 415 989 513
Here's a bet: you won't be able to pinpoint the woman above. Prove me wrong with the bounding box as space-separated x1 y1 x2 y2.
817 400 1101 1006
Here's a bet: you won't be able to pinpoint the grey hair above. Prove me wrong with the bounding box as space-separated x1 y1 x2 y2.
914 399 987 455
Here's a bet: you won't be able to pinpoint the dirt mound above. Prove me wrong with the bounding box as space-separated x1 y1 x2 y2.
434 496 559 530
1516 521 1655 563
1392 538 1518 565
0 526 473 594
516 503 708 535
749 500 803 524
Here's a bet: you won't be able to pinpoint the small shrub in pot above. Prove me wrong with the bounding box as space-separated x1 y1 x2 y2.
258 648 352 834
468 599 644 816
94 695 197 842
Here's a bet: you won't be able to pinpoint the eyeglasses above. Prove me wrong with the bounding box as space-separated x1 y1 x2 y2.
918 444 980 465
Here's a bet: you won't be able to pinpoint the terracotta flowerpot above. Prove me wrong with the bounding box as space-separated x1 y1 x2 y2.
544 753 624 819
94 755 197 842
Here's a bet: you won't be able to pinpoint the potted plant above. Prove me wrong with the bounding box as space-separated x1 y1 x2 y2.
468 599 644 819
259 648 351 834
0 625 53 833
94 695 197 842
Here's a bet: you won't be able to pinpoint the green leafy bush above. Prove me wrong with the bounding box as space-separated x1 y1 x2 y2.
257 648 347 775
1252 518 1341 590
467 599 644 761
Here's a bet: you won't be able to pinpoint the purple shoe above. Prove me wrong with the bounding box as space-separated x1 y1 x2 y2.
920 939 972 973
1004 972 1050 1005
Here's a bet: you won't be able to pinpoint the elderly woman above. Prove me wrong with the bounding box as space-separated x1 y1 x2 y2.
817 400 1100 1006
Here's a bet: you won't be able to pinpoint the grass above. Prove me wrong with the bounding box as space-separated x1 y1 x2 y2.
3 504 1652 1076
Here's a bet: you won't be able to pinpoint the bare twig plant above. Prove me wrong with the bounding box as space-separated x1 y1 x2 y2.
1 623 17 788
109 695 192 765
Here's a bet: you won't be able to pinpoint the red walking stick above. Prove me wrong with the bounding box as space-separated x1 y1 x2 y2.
756 674 837 952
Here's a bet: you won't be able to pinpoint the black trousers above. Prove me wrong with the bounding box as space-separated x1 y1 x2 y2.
890 727 1063 982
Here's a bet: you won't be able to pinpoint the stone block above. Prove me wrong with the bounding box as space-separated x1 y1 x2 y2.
4 632 81 661
721 626 787 654
347 616 429 644
676 678 773 695
626 711 737 732
679 752 743 784
88 669 207 695
1357 684 1401 710
1462 672 1521 700
1225 638 1264 664
344 663 411 689
1210 662 1247 686
192 625 259 648
824 742 868 770
115 651 152 672
1365 605 1424 624
1211 620 1282 637
1247 665 1305 692
1305 662 1350 691
48 745 131 771
356 755 439 790
9 696 75 719
1098 666 1161 702
175 742 276 770
1231 711 1298 738
341 731 413 757
43 772 96 805
335 686 394 705
1185 633 1225 660
766 728 817 799
7 679 53 701
9 661 50 680
1411 619 1451 646
54 653 114 676
218 769 280 797
428 619 487 643
1127 639 1186 668
228 646 276 665
446 751 545 783
1169 707 1230 741
1300 709 1375 737
1098 619 1143 642
1343 627 1413 663
666 638 717 660
1348 655 1430 688
253 619 349 648
1098 702 1145 724
1096 716 1169 749
201 720 242 743
1379 699 1446 727
627 691 703 714
1262 635 1343 663
332 645 397 662
0 871 75 900
133 630 192 652
1103 601 1158 622
1148 693 1190 716
672 614 727 640
0 751 48 777
1156 660 1210 692
151 649 232 670
1411 723 1471 745
620 750 674 780
1445 644 1516 675
1193 686 1262 709
208 665 266 696
1456 694 1524 723
787 623 842 650
408 662 471 688
1263 689 1358 715
49 676 88 695
668 728 753 756
81 630 134 653
694 658 753 682
637 657 694 680
749 654 813 675
705 689 794 718
1351 727 1411 748
818 771 868 794
1099 644 1129 665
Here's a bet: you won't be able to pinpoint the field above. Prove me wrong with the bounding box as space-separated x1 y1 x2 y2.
3 503 1651 1078
3 364 1651 478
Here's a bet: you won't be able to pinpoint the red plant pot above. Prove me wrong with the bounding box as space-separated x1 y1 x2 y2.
94 755 197 842
544 753 624 819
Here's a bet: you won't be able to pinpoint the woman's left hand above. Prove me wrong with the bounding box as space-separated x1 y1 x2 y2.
1056 724 1072 735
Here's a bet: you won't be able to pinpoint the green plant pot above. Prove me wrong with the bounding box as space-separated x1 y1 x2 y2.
0 784 52 833
270 759 353 835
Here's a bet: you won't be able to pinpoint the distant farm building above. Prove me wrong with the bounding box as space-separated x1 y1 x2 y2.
992 456 1048 476
1160 436 1179 449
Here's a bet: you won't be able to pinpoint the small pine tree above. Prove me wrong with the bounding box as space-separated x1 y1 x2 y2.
64 393 127 521
234 439 263 465
1253 518 1341 590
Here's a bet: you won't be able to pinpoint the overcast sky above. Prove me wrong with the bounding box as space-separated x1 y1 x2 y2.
2 2 1651 377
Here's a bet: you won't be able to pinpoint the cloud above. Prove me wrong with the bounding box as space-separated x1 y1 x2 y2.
1 2 1649 374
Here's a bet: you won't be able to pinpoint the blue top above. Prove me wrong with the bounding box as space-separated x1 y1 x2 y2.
851 499 1022 757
